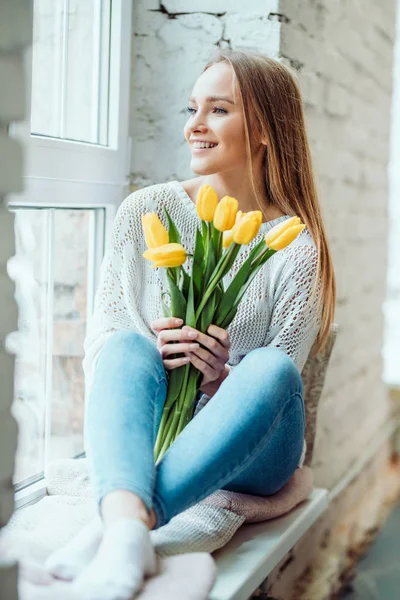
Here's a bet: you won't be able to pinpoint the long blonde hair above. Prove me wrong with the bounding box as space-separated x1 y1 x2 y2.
203 50 336 356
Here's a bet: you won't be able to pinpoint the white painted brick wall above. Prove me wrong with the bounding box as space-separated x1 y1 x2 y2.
384 0 400 386
0 0 32 596
129 0 280 185
277 0 397 488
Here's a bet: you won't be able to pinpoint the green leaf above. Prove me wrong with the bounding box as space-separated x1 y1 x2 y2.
201 221 208 243
186 277 196 328
192 227 204 299
167 270 187 320
214 258 252 327
248 239 268 264
203 223 217 291
200 288 218 332
180 266 190 298
161 301 172 318
211 222 222 258
161 292 172 318
252 247 276 269
164 206 181 244
163 366 185 409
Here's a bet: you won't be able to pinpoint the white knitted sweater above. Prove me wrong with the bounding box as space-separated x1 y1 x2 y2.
83 180 322 467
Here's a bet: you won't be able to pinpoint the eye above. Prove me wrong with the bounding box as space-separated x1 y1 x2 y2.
186 106 228 116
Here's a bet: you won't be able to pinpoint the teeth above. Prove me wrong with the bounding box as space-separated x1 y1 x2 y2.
193 142 218 149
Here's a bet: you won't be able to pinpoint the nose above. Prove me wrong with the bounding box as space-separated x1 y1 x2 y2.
188 111 208 136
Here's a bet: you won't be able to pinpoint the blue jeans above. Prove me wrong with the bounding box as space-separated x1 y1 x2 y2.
84 331 305 529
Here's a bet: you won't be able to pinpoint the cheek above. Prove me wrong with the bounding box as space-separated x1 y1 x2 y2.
217 117 246 152
183 121 191 142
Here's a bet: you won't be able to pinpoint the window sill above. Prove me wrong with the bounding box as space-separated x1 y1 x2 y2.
14 479 47 511
209 487 328 600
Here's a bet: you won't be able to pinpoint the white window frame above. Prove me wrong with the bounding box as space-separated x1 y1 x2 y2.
10 0 133 509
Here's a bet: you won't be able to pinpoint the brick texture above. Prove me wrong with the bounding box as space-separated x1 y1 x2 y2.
278 0 397 490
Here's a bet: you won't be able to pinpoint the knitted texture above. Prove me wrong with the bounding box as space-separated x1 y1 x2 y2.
1 457 312 558
82 180 322 468
83 180 321 380
199 465 313 523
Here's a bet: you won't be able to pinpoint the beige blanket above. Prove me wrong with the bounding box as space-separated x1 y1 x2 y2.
0 459 313 599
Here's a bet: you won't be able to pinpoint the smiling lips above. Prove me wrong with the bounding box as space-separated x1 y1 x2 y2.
191 141 218 150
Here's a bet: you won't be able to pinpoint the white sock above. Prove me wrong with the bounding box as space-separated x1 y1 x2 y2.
45 516 103 580
72 518 157 600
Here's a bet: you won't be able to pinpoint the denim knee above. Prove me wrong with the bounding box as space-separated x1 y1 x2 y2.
241 345 303 396
99 330 166 384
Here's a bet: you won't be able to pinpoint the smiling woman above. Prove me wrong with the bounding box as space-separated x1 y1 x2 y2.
44 49 336 600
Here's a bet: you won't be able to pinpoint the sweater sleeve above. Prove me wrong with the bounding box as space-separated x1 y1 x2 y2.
82 190 150 391
264 243 322 373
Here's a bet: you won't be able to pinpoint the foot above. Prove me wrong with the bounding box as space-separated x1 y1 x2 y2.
72 518 157 600
45 517 103 580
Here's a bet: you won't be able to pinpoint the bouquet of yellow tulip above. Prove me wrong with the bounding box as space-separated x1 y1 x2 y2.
142 185 305 464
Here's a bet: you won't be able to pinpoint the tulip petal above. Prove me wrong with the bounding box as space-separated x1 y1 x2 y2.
233 211 263 245
264 216 301 247
142 212 169 249
196 185 219 222
267 224 306 250
214 196 239 231
143 242 187 267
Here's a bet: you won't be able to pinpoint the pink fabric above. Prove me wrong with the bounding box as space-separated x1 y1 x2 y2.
201 466 313 522
5 539 216 600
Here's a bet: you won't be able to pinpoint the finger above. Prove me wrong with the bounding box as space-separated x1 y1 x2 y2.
187 352 219 381
158 328 199 348
160 342 200 358
189 346 225 373
182 326 227 360
151 317 183 332
163 355 191 370
207 325 231 349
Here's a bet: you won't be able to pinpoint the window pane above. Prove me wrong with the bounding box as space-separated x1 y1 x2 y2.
9 207 104 485
30 0 111 145
50 210 92 461
9 211 47 484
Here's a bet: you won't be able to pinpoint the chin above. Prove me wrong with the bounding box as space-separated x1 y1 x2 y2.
190 159 220 176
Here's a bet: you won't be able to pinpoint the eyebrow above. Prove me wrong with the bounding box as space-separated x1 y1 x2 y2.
189 95 235 105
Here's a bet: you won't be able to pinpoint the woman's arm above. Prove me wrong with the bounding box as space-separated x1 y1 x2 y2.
82 191 147 388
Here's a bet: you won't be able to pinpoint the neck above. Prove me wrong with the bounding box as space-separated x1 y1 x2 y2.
200 170 268 215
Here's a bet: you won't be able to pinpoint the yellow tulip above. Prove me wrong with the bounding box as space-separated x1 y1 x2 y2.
222 230 234 249
266 224 306 250
264 216 301 248
143 243 186 268
234 210 244 225
141 213 169 249
233 211 263 245
196 185 219 222
222 210 244 248
213 196 239 231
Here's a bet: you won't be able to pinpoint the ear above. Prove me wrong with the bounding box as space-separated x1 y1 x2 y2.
260 135 268 146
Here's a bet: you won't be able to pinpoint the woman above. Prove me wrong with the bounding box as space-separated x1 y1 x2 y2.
45 50 336 599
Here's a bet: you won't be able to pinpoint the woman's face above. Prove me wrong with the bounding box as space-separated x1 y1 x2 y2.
184 62 248 176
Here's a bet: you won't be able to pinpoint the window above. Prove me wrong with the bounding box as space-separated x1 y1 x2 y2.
8 0 132 502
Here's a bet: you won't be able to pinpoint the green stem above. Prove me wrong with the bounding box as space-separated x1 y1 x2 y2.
154 407 170 459
175 366 199 436
156 409 181 464
195 243 240 321
154 403 177 460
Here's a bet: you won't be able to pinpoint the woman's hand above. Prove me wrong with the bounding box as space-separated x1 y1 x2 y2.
150 318 231 397
181 324 231 396
151 317 201 370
